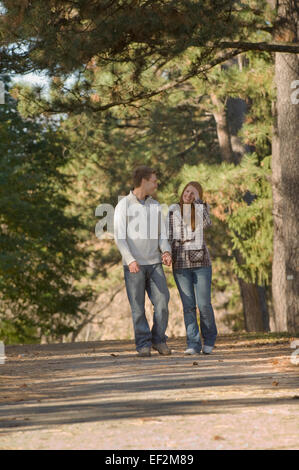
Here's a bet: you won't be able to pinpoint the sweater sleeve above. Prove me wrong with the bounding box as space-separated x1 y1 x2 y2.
158 204 172 254
167 210 173 244
167 205 178 250
113 200 136 266
194 199 212 229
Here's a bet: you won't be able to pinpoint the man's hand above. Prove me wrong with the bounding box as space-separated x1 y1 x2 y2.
128 261 140 273
162 251 172 266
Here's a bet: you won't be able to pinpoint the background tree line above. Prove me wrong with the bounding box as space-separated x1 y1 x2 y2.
0 0 298 343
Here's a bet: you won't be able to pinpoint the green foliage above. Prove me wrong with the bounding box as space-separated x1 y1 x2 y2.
0 77 92 344
0 0 271 113
45 44 275 337
58 68 221 208
0 1 280 340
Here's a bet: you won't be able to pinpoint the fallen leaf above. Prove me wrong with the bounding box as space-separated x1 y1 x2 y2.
272 381 279 386
192 361 198 366
214 435 225 440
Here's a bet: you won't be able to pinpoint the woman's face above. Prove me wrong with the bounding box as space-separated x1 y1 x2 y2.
182 185 198 204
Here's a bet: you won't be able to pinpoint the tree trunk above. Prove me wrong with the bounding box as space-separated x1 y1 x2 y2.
270 1 299 333
226 96 248 163
272 52 299 332
238 279 269 331
210 92 234 162
221 55 253 163
234 250 269 332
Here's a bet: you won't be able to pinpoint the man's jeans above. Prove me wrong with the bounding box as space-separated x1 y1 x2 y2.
124 263 170 351
173 265 217 352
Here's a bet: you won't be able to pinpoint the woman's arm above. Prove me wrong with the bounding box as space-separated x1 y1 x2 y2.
167 205 181 247
167 209 174 244
194 198 212 229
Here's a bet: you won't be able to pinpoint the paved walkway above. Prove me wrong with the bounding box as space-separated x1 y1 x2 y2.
0 336 298 449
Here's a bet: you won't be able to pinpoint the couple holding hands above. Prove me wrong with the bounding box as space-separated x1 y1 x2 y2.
114 166 217 357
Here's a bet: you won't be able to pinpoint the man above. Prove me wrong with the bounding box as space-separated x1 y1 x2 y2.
114 166 172 357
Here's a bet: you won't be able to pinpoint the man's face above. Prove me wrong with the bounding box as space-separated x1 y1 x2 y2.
143 173 158 196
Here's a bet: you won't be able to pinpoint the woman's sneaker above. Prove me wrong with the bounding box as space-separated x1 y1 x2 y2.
184 348 201 355
203 345 214 354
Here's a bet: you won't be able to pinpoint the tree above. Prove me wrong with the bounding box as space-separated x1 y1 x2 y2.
60 49 274 334
1 0 298 334
270 0 299 332
1 0 292 113
174 48 274 331
0 76 91 343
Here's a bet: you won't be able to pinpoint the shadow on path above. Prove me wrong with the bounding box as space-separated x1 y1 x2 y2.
0 336 298 434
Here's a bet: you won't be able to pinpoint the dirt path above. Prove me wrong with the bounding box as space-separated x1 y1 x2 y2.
0 335 298 450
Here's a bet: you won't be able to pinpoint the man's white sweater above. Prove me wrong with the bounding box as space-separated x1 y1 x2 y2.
114 190 171 266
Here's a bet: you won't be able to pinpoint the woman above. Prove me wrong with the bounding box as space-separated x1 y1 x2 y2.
168 181 217 355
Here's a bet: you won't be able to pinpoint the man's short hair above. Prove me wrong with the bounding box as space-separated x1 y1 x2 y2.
132 166 157 188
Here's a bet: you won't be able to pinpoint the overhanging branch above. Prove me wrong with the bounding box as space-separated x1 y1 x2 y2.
218 41 299 53
23 48 243 115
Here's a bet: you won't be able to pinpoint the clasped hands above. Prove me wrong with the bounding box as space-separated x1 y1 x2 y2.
161 251 172 267
128 251 172 273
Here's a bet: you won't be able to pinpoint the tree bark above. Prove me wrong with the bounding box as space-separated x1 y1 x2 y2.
234 251 269 332
272 52 299 332
210 92 234 162
238 279 269 331
270 1 299 333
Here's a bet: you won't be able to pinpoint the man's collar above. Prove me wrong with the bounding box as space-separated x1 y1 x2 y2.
129 190 151 202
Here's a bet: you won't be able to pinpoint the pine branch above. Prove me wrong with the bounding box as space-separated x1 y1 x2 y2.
22 48 243 115
218 41 299 53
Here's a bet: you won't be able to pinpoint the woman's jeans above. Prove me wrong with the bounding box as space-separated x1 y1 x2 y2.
124 263 170 351
173 265 217 352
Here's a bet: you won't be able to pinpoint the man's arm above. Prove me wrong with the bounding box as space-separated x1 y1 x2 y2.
158 205 172 254
114 200 137 266
158 204 172 266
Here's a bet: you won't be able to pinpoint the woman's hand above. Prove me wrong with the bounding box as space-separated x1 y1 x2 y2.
162 251 172 266
188 185 200 202
192 188 200 201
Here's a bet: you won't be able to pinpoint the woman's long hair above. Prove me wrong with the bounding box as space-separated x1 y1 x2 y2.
179 181 203 231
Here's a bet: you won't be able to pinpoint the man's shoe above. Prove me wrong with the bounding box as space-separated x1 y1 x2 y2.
184 348 201 355
137 346 151 357
203 345 214 354
152 343 172 355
